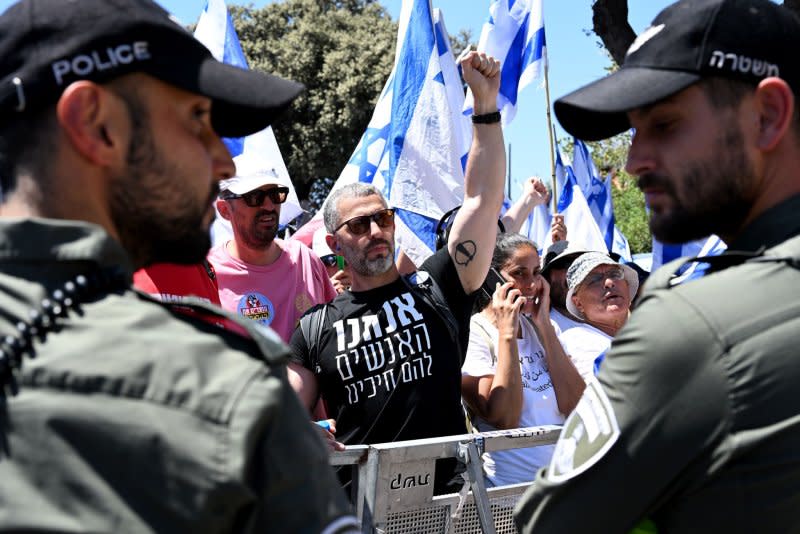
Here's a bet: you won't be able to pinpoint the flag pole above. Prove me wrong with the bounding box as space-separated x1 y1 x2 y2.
543 48 558 211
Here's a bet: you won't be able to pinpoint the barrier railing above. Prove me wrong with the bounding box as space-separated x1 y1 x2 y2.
330 425 562 533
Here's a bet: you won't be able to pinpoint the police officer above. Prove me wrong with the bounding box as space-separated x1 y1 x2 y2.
514 0 800 532
0 0 356 532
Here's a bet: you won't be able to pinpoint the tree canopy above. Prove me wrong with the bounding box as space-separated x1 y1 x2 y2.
230 0 396 197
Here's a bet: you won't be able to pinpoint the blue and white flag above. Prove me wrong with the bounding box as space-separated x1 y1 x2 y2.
465 0 546 126
518 202 552 252
542 148 607 253
651 235 727 272
325 1 471 266
499 194 551 250
193 0 303 243
572 138 631 260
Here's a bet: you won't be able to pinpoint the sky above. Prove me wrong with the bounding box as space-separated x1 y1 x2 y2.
0 0 674 199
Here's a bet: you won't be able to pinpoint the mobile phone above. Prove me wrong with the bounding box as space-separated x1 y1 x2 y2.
480 267 507 300
335 255 346 270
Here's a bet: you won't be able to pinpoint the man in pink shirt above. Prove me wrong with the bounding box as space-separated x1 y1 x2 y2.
209 154 335 342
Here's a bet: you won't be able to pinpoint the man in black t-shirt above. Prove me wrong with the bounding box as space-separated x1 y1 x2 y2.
287 51 506 492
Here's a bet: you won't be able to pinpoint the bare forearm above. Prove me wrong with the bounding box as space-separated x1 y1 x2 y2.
536 321 585 415
484 334 524 429
501 195 537 234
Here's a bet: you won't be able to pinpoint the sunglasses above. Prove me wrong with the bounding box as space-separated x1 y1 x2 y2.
583 267 625 288
334 208 395 235
222 186 289 207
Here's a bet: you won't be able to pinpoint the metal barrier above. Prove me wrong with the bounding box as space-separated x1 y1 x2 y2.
330 425 562 533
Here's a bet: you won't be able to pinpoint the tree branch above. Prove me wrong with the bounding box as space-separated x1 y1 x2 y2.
592 0 637 66
783 0 800 18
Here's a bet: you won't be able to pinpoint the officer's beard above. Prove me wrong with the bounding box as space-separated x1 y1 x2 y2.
108 87 213 268
639 115 755 244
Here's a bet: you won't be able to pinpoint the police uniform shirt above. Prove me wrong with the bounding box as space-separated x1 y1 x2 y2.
514 194 800 533
0 218 356 533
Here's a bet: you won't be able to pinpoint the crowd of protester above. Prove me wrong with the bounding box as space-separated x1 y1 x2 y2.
4 0 800 532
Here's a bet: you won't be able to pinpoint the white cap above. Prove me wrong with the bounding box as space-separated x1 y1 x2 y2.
312 227 334 258
219 152 293 194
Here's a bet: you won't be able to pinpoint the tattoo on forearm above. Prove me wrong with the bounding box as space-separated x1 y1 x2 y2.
454 240 477 266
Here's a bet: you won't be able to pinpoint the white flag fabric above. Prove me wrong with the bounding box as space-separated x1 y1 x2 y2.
542 148 607 254
572 138 631 260
518 202 552 253
300 1 470 266
464 0 546 126
193 0 303 245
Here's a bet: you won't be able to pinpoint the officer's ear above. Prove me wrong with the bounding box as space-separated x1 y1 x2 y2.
56 81 124 167
754 77 794 151
216 198 232 221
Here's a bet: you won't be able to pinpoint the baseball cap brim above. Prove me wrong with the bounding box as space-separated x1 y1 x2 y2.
196 58 303 138
554 67 700 141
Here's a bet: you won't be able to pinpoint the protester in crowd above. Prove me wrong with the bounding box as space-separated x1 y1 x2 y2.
557 252 638 377
540 240 588 331
461 233 587 487
0 0 357 531
210 153 336 342
501 176 565 240
515 0 800 531
312 226 352 294
287 50 505 494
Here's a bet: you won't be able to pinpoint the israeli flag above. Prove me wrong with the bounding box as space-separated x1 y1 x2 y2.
324 1 471 266
652 235 727 272
572 138 631 260
542 148 607 253
464 0 546 126
193 0 303 238
518 202 552 253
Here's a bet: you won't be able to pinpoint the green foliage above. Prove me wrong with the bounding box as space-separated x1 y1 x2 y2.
448 28 473 59
612 171 651 254
229 0 396 197
558 132 652 253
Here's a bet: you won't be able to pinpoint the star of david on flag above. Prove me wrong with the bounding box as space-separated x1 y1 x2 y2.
464 0 546 126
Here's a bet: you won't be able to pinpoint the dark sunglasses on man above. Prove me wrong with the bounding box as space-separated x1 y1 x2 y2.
221 186 290 207
334 208 395 235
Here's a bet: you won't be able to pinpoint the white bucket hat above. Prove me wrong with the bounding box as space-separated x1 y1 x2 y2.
566 252 639 320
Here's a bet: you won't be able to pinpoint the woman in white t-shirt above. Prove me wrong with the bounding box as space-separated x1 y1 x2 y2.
461 233 587 487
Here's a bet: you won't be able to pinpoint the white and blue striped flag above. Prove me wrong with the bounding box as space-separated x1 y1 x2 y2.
542 148 607 254
499 195 552 250
193 0 303 243
518 202 552 253
651 235 727 274
572 138 631 260
319 1 471 266
464 0 546 126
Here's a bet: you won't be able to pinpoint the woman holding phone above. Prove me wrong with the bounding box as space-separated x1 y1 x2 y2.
461 233 587 487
